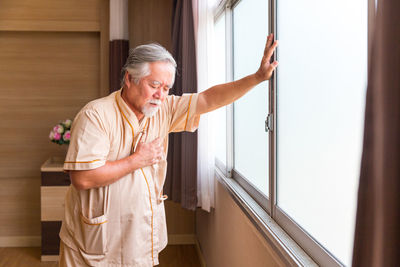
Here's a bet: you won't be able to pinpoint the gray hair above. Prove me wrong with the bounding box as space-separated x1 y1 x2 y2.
121 43 177 87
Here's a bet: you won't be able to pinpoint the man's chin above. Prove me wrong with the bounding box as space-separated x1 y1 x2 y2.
142 107 160 118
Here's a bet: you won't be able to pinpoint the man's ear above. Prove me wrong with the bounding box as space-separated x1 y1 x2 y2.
124 72 131 87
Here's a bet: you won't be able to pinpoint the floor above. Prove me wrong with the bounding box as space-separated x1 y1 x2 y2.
0 245 202 267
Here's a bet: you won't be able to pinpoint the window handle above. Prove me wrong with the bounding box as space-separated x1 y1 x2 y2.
265 113 273 132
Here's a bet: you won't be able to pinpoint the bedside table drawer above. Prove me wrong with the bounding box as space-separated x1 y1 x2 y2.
41 186 69 221
41 171 71 186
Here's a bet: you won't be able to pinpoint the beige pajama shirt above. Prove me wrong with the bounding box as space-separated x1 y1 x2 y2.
60 89 200 267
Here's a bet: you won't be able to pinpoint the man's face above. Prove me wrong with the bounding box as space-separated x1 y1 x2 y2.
124 61 174 119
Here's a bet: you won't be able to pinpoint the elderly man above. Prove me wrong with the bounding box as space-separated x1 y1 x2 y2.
59 34 278 266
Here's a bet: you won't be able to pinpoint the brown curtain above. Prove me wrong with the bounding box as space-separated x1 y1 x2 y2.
164 0 198 210
109 40 129 93
352 0 400 266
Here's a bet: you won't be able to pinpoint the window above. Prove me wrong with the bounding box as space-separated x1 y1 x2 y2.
276 0 367 265
211 0 371 266
232 0 269 198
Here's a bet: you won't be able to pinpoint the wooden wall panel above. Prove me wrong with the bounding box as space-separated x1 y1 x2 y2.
0 176 40 236
165 201 195 235
100 0 110 96
129 0 174 50
0 0 101 31
0 32 100 179
0 31 100 239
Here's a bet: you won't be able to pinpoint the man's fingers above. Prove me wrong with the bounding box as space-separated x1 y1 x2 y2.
151 154 163 165
264 33 274 55
264 40 278 62
151 144 163 158
151 138 164 148
156 149 164 159
266 61 279 78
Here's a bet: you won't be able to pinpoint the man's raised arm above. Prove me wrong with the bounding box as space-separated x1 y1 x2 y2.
196 34 278 115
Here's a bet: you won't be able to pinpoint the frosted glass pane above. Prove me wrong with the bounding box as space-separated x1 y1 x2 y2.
276 0 367 265
212 15 226 166
233 0 269 196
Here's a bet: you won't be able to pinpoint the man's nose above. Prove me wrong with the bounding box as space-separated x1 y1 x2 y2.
153 88 167 101
153 88 162 99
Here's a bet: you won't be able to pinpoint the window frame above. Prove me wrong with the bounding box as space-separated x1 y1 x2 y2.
211 0 375 266
213 10 228 176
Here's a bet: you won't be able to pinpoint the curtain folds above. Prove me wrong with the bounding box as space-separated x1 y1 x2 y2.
352 0 400 266
164 0 198 210
195 0 216 212
109 40 129 93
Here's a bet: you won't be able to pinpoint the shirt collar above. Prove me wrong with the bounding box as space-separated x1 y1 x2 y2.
115 89 147 131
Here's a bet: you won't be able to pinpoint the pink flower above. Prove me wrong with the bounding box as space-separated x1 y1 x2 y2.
63 131 71 141
53 124 64 134
49 119 72 145
53 132 61 140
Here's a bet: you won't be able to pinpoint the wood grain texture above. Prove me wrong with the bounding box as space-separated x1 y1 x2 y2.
40 157 65 172
165 201 195 235
159 245 201 267
0 32 100 180
0 0 100 32
0 176 41 236
0 247 58 267
0 245 201 266
41 187 68 221
0 236 40 247
168 234 196 245
0 31 100 238
100 0 110 96
128 0 174 50
40 255 59 262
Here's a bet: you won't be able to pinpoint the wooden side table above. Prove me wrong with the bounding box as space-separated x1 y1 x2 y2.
40 157 70 261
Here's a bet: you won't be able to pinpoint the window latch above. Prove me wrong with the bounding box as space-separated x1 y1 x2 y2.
265 113 273 132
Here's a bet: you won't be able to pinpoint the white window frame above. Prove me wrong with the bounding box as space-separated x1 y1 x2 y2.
212 0 376 266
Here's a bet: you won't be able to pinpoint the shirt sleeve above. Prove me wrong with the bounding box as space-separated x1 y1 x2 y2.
167 93 200 133
64 108 110 171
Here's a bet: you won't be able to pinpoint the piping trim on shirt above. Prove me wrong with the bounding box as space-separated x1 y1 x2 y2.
184 94 193 131
115 93 135 151
115 92 155 265
64 159 101 164
141 168 155 266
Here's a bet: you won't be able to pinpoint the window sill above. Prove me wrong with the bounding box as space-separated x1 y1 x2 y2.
215 167 318 267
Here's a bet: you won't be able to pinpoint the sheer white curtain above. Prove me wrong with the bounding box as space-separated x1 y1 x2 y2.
109 0 128 41
196 0 218 212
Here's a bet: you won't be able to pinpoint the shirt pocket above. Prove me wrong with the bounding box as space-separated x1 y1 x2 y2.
78 213 108 265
